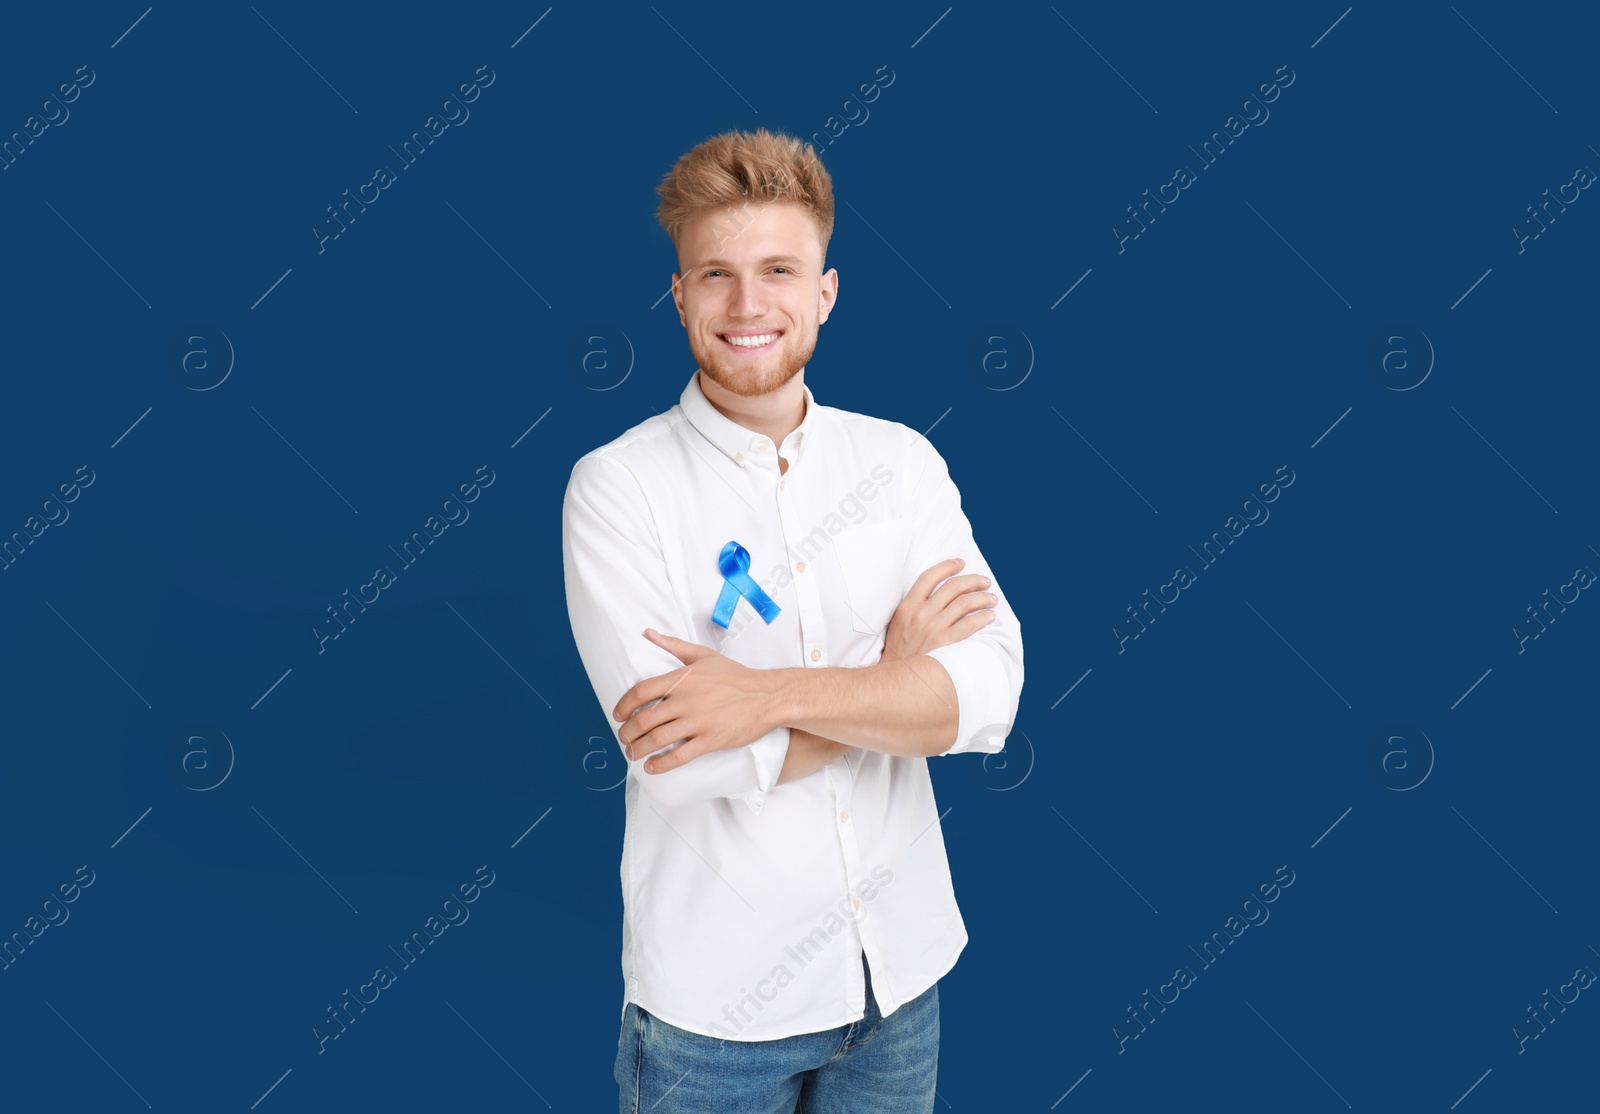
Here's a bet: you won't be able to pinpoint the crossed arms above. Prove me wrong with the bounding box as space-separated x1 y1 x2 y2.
561 439 1023 811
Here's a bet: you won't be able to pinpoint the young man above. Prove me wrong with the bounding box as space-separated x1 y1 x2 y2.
562 127 1024 1113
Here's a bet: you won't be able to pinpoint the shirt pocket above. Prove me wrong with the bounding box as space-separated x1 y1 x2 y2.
832 517 909 635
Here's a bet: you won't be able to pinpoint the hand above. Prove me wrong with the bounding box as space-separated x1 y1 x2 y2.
613 629 783 774
777 728 855 785
881 558 996 662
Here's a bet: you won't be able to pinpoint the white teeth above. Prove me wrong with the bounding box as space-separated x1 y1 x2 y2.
724 333 778 348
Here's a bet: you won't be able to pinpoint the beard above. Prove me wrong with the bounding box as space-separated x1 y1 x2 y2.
691 326 817 398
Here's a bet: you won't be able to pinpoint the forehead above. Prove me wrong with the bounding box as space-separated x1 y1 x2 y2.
678 199 822 267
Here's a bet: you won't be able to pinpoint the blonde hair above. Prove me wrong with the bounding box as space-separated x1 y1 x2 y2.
655 127 834 262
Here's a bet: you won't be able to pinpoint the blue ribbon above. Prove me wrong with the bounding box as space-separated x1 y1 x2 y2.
711 541 782 628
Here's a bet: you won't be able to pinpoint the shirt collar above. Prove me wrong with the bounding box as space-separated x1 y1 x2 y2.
678 370 816 468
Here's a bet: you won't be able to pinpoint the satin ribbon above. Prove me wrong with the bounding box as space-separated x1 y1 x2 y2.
711 541 782 628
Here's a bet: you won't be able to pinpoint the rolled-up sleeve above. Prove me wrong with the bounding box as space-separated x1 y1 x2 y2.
562 451 790 812
903 436 1024 756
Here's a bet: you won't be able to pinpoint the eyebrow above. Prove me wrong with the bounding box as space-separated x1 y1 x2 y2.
686 255 806 271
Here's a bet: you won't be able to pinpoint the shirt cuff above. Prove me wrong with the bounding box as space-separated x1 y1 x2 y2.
923 640 1012 755
729 726 792 813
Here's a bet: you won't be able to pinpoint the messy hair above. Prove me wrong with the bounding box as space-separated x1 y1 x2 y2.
655 127 834 262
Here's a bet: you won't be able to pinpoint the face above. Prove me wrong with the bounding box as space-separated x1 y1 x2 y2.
671 199 837 398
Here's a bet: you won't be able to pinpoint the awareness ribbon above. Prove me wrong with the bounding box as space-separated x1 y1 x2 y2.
711 541 782 629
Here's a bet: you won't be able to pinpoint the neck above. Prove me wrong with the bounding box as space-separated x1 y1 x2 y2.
697 368 807 448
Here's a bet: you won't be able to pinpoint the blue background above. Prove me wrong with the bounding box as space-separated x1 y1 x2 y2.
1 2 1595 1109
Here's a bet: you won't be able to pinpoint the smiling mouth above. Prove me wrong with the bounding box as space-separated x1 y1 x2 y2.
719 331 782 352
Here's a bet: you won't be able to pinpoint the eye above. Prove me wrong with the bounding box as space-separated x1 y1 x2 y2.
704 270 724 278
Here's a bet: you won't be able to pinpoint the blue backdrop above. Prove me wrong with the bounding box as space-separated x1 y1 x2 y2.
1 3 1595 1110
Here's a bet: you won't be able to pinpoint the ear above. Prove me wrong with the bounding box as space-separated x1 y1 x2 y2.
817 267 838 326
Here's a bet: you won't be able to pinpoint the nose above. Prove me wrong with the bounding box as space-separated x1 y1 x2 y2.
728 275 769 319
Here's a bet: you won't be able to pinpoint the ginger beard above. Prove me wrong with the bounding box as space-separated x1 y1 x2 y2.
689 320 817 399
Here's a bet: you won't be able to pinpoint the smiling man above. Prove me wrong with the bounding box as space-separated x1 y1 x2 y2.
561 127 1024 1113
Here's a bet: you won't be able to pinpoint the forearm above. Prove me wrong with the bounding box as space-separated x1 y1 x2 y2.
776 728 855 785
771 657 957 758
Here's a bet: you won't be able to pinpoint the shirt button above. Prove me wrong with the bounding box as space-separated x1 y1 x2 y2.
779 479 786 491
734 452 744 464
839 809 849 823
852 898 861 911
810 648 821 662
795 561 807 573
754 439 769 451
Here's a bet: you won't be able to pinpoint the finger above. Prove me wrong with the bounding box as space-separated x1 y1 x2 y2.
614 673 677 722
618 696 668 749
644 737 699 774
927 572 992 611
625 706 686 759
644 628 715 664
937 589 997 625
906 558 964 602
949 608 997 637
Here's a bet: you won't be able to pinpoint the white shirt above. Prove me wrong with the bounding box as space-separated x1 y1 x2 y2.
562 370 1024 1041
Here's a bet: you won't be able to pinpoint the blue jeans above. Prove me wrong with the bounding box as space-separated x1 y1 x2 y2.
615 951 940 1113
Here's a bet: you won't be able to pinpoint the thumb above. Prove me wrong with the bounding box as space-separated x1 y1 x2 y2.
644 627 714 662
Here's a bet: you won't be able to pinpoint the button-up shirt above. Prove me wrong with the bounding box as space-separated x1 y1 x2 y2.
562 370 1024 1041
